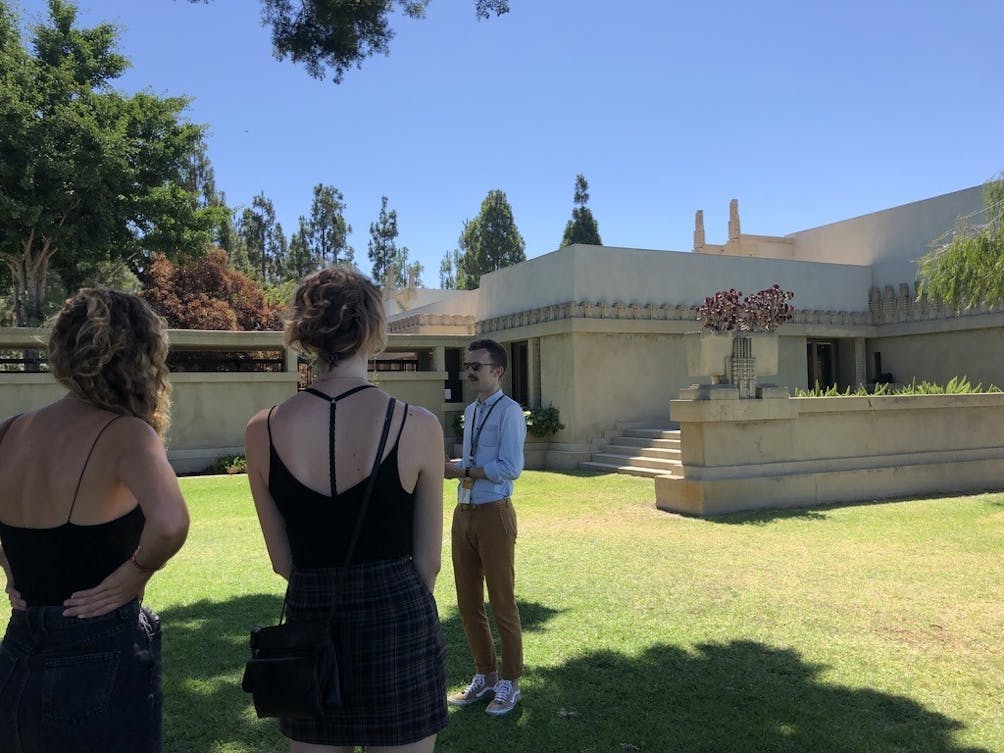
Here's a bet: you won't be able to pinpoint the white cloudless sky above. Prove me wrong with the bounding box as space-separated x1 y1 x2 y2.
12 0 1004 285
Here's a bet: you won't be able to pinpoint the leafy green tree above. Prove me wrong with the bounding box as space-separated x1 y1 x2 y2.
439 249 457 289
308 183 353 267
918 175 1004 309
456 189 526 289
0 0 216 325
182 139 234 251
286 216 320 280
237 193 286 285
560 174 602 247
368 195 411 287
187 0 510 83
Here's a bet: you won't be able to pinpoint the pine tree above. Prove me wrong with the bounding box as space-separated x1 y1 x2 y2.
560 174 602 247
457 190 526 289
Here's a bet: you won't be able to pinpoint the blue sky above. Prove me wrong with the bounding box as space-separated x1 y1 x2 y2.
12 0 1004 286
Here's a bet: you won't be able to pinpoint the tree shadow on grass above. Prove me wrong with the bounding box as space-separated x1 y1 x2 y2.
437 641 994 753
157 594 562 753
159 594 286 753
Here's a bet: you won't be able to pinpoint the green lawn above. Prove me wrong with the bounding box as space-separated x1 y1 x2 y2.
2 472 1002 753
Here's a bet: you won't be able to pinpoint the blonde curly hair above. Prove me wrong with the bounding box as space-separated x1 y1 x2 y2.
285 266 386 366
48 289 172 437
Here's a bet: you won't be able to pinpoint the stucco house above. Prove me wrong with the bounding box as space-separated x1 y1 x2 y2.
379 184 1002 470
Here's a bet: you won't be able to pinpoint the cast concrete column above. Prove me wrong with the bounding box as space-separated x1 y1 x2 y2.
284 346 298 374
853 337 866 386
432 345 446 373
528 337 541 407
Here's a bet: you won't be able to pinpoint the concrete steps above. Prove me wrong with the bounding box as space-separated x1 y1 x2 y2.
580 426 683 479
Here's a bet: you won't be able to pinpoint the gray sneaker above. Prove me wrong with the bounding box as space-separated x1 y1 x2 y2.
485 679 521 716
447 674 495 706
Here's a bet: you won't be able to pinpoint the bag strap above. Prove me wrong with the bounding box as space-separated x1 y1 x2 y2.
279 396 397 625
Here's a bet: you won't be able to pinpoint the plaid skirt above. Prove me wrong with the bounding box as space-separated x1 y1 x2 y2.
279 557 448 746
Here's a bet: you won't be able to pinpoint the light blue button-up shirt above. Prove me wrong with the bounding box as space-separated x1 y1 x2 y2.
461 389 526 503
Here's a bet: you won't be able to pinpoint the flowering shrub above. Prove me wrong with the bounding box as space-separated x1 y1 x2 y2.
697 288 744 333
698 284 795 334
740 284 795 333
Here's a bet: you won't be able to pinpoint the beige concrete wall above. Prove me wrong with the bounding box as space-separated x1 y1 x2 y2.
658 393 1004 515
868 327 1004 387
477 244 873 319
788 185 983 287
168 373 296 471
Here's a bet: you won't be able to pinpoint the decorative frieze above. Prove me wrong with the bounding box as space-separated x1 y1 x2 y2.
868 283 1004 323
388 313 476 334
473 284 999 335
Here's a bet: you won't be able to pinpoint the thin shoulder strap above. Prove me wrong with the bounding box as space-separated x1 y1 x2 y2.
340 397 396 571
68 415 124 523
265 405 277 446
393 403 409 448
303 383 375 402
0 414 23 451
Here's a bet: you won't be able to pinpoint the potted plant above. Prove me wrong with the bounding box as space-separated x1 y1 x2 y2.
687 289 742 379
735 284 795 376
688 285 795 379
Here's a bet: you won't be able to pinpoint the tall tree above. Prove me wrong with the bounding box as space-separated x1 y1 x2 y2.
0 0 216 325
368 195 411 287
439 249 457 289
456 189 526 289
181 139 233 251
187 1 510 83
560 174 602 247
308 183 353 267
287 216 320 280
918 174 1004 309
237 193 285 285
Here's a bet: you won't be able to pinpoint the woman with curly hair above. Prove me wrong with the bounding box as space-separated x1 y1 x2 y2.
0 289 190 753
245 266 448 752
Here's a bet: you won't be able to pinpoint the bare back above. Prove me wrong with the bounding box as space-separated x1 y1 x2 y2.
0 398 141 529
266 385 419 496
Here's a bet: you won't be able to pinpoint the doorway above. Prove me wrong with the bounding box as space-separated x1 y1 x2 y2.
807 340 836 390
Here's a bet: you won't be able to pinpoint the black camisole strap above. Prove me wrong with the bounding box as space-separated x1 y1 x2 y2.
394 403 409 448
67 414 124 523
300 383 379 497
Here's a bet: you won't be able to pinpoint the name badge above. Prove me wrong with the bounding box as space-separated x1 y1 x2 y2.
458 483 472 504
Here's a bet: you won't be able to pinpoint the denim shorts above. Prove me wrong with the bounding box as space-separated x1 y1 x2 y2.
0 599 162 753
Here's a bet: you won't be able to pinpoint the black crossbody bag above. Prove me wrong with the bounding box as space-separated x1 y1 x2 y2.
241 396 396 719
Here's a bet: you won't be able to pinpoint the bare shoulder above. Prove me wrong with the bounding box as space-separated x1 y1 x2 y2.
107 415 161 446
246 406 274 435
404 404 441 433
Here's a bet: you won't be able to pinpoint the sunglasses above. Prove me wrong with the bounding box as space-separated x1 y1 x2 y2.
464 362 497 372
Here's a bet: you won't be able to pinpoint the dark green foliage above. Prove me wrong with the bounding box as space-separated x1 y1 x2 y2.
236 193 286 285
368 195 411 287
307 183 353 267
560 173 602 247
187 0 511 83
523 405 564 437
456 189 526 289
0 0 216 325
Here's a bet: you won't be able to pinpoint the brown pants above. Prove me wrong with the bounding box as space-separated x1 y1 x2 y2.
451 498 523 680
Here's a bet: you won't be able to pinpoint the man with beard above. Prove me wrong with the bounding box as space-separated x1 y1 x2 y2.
444 338 526 716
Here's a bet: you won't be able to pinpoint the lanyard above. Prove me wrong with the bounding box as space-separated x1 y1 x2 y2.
468 397 501 464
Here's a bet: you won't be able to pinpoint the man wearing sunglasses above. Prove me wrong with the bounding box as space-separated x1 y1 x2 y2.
444 338 527 716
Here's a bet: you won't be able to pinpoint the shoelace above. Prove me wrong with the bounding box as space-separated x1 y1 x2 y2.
467 674 487 693
493 679 513 702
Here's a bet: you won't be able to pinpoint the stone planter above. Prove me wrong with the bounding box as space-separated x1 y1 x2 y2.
747 333 779 377
686 333 733 379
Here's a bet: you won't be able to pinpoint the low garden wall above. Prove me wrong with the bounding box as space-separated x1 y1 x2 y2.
657 392 1004 515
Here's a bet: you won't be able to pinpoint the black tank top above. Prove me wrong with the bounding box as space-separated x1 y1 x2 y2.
0 414 145 606
267 385 416 568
